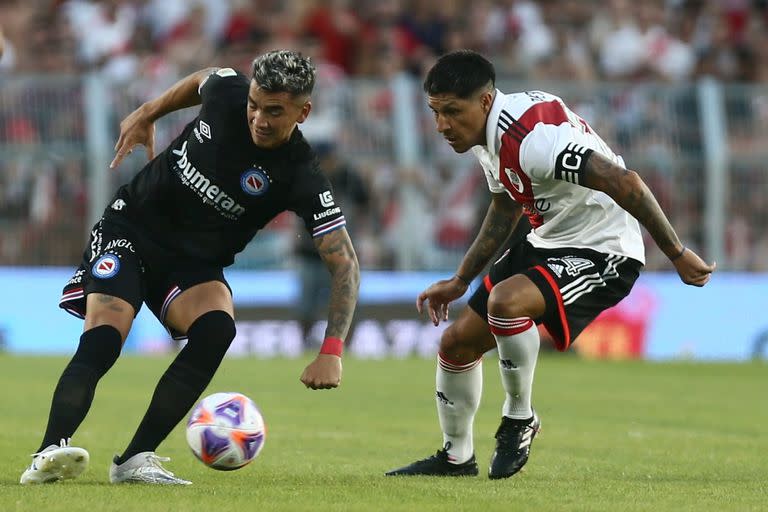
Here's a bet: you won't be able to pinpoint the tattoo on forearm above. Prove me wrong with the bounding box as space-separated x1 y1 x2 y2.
459 202 516 279
316 230 360 339
585 153 681 257
621 179 680 257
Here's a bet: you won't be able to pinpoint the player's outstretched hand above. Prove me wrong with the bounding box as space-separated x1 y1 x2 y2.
110 106 156 169
417 276 469 326
300 354 342 390
673 247 716 287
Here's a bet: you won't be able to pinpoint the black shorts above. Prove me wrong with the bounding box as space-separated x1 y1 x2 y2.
59 217 231 340
468 240 642 351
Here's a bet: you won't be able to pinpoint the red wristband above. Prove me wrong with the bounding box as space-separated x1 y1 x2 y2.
320 337 344 357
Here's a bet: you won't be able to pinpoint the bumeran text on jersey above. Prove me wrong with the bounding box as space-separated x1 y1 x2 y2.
172 141 246 219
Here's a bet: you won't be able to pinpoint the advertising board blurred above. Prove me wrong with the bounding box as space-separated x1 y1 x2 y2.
1 269 766 361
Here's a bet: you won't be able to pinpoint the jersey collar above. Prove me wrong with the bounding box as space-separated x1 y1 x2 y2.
484 88 504 155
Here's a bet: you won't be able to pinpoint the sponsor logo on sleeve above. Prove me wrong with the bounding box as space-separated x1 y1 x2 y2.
313 206 341 221
319 190 335 207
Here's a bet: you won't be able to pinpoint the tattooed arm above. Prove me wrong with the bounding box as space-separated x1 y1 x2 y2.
417 193 522 326
582 151 715 286
315 227 360 339
299 227 360 390
455 192 523 283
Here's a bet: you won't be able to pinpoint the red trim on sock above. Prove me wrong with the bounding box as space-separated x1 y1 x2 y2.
438 352 481 372
488 317 534 336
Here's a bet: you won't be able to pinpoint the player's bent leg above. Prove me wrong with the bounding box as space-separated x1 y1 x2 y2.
22 294 131 484
164 281 234 334
113 282 236 482
20 439 90 484
486 274 545 479
386 307 494 477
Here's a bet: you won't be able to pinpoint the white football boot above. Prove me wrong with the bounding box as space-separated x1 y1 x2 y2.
109 452 192 485
20 438 89 484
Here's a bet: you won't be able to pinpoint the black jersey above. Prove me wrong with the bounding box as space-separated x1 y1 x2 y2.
104 69 346 267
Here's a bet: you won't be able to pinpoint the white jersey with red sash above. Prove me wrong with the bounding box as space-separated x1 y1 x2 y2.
471 89 645 264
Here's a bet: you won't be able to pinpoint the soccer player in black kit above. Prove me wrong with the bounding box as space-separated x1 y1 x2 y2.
20 50 360 485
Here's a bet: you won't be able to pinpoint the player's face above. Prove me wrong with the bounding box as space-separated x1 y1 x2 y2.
247 81 312 149
427 90 493 153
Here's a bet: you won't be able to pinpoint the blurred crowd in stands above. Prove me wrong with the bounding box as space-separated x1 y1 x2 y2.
2 0 768 82
1 0 767 271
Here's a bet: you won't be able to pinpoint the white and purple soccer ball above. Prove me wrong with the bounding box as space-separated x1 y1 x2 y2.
186 392 266 471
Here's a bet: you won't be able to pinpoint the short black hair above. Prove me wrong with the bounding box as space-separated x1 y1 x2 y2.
251 50 316 96
423 50 495 98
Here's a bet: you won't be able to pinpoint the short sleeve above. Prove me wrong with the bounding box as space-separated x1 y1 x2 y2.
290 166 347 238
519 123 594 186
199 68 247 103
471 147 505 194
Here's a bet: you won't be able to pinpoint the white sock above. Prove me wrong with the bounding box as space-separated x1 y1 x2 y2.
488 315 540 420
436 353 482 464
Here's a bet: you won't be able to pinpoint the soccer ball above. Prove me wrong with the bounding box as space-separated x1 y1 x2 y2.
186 392 266 471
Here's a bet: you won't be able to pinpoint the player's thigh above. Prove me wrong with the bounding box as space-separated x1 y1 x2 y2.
440 306 496 363
487 274 546 320
84 293 135 342
165 280 234 336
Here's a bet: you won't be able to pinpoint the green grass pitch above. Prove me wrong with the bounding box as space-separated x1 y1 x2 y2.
1 354 766 511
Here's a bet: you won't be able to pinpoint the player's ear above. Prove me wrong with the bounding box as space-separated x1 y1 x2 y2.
480 90 494 114
297 99 312 124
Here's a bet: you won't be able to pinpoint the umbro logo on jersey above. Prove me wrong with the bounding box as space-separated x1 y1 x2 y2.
194 120 212 143
241 167 270 196
199 120 211 139
111 199 126 211
92 254 120 279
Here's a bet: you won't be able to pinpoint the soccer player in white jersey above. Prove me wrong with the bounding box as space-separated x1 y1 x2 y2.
386 50 715 479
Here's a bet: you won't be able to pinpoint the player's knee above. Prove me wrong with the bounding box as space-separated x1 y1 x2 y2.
439 324 482 363
187 310 236 356
487 275 546 319
487 282 527 318
84 294 134 340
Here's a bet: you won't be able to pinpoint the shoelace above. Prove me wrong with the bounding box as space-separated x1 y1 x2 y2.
143 454 176 477
496 422 528 453
29 437 72 457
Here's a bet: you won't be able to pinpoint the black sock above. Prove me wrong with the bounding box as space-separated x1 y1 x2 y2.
37 325 122 452
116 310 235 464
